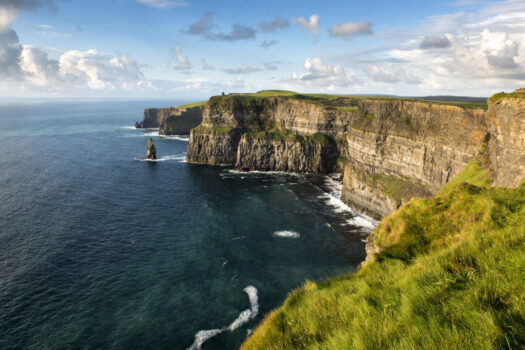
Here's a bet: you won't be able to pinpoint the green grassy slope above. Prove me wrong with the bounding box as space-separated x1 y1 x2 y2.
242 161 525 349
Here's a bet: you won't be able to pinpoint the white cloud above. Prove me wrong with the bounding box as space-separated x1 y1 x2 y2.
20 45 60 86
173 46 191 69
135 0 188 8
0 7 18 32
367 65 399 83
329 21 373 40
58 50 147 89
223 64 262 75
292 14 320 35
288 57 358 88
366 64 421 84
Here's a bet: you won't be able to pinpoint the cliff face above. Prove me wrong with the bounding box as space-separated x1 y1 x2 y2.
487 89 525 187
185 90 522 219
136 106 203 134
235 134 339 173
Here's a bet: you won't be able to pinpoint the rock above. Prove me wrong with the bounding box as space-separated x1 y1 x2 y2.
486 88 525 187
136 106 203 131
146 138 157 160
185 91 523 219
159 107 202 135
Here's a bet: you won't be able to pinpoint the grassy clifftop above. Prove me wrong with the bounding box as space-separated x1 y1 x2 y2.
223 90 488 110
242 161 525 349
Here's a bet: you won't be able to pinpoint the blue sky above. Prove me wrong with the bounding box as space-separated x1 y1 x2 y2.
1 0 524 99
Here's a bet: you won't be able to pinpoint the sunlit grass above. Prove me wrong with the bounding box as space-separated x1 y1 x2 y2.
242 163 525 350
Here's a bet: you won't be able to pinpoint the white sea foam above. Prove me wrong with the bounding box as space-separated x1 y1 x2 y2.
273 230 301 238
186 286 259 349
160 134 190 141
244 286 259 316
134 154 186 162
227 309 252 331
120 126 137 130
187 329 223 350
227 169 302 177
320 175 378 229
347 213 376 229
143 131 159 137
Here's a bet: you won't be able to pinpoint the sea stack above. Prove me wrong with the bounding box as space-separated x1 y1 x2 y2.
146 137 157 160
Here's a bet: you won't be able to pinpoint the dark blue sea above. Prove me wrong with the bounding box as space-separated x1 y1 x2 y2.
0 101 374 350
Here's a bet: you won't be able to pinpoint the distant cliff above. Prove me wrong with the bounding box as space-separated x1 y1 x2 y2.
185 90 524 219
135 104 203 135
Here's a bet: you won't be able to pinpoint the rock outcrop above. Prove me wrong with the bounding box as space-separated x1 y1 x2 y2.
146 138 157 160
136 106 203 135
183 89 523 219
486 89 525 187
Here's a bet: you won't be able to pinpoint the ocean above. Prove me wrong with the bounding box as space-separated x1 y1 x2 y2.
0 101 374 350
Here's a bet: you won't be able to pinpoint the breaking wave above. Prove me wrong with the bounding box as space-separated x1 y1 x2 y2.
186 286 259 350
273 230 301 238
320 175 377 229
134 154 186 162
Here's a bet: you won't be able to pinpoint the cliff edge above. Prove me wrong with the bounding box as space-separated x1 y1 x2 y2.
135 103 204 135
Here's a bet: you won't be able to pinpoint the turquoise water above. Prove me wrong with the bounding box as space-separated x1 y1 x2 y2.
0 101 372 349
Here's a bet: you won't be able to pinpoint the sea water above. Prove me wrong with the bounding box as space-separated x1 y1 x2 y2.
0 101 374 350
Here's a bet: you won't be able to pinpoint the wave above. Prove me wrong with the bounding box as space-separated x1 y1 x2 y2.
244 286 259 316
120 126 137 130
143 131 159 137
187 329 223 350
226 169 302 177
273 230 300 238
186 286 259 350
320 176 378 229
227 309 252 331
134 154 186 162
160 134 190 142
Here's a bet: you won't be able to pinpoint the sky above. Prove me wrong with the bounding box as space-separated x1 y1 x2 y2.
0 0 524 99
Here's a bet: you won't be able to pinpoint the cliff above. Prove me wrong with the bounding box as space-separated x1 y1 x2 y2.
136 104 203 135
185 91 514 218
486 89 525 187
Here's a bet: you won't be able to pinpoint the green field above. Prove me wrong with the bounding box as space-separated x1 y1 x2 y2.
242 158 525 350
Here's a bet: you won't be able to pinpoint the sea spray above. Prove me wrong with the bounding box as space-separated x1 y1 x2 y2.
273 230 301 238
227 309 252 331
134 154 186 162
320 176 377 229
187 329 223 350
186 286 259 350
244 286 259 317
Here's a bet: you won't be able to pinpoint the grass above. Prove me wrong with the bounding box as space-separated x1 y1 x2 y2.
355 169 432 206
186 90 489 114
179 100 207 109
242 162 525 350
192 125 234 134
488 89 525 103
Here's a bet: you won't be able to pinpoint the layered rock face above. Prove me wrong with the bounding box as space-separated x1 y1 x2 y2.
486 90 525 187
186 96 343 173
136 106 203 135
185 90 523 219
235 134 339 173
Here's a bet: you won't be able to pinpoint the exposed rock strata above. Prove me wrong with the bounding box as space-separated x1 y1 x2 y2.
184 90 522 220
486 90 525 187
136 106 203 135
